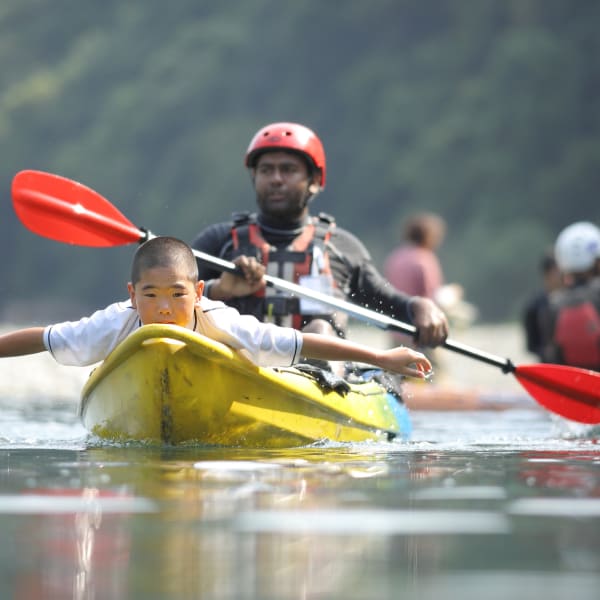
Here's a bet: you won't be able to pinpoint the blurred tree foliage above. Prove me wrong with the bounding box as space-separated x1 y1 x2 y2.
0 0 598 322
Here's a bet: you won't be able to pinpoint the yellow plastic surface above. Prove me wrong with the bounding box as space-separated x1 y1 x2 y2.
80 324 404 447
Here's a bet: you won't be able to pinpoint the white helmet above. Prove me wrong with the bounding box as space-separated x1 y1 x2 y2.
554 221 600 273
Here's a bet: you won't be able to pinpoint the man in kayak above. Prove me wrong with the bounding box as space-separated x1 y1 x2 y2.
0 236 432 378
538 221 600 371
191 122 448 347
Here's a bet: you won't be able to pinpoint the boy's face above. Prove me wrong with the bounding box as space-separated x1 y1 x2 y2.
127 266 204 328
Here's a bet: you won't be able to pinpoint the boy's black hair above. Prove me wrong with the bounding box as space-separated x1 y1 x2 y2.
130 236 198 284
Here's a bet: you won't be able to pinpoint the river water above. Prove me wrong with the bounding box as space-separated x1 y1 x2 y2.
0 323 599 600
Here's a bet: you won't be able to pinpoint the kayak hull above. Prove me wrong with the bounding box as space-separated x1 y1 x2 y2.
79 325 409 447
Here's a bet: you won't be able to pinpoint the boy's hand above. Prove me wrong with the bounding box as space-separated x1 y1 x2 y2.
378 347 433 379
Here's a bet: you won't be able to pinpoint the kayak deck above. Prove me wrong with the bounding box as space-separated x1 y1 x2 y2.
79 324 409 447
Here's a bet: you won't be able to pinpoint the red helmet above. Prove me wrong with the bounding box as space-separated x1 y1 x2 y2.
245 122 326 188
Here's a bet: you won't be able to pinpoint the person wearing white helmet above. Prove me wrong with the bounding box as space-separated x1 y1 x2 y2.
538 221 600 370
554 221 600 279
191 122 448 349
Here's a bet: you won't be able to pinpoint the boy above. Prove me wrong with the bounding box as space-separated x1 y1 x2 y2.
0 237 432 378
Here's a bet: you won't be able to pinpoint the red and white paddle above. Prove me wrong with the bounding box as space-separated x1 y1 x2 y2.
11 169 600 424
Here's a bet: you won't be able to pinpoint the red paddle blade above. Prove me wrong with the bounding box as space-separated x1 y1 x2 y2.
11 170 143 247
515 363 600 424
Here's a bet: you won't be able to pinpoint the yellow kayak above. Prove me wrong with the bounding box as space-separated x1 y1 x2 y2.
79 324 410 447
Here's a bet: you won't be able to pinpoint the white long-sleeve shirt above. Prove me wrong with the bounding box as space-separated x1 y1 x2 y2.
43 297 303 367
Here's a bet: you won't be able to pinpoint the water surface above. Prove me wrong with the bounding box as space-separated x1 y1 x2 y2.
0 335 599 599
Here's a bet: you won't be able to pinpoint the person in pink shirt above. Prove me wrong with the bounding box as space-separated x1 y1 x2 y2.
384 213 455 375
384 212 446 300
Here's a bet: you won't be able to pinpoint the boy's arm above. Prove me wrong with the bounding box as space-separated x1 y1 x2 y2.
0 327 46 357
300 332 432 379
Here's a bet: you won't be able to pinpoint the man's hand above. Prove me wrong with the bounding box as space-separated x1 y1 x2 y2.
409 297 449 347
209 255 266 300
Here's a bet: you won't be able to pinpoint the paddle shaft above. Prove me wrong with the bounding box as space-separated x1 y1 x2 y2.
257 276 515 371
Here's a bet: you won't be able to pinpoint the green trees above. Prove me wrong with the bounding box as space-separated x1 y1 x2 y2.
1 0 598 321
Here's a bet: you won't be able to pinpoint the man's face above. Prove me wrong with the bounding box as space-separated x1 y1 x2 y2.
253 151 317 220
127 266 204 328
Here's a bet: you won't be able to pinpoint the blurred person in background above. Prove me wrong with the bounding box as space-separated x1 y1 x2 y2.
538 221 600 370
522 249 563 361
381 214 495 409
384 212 477 334
383 212 476 371
384 212 446 300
